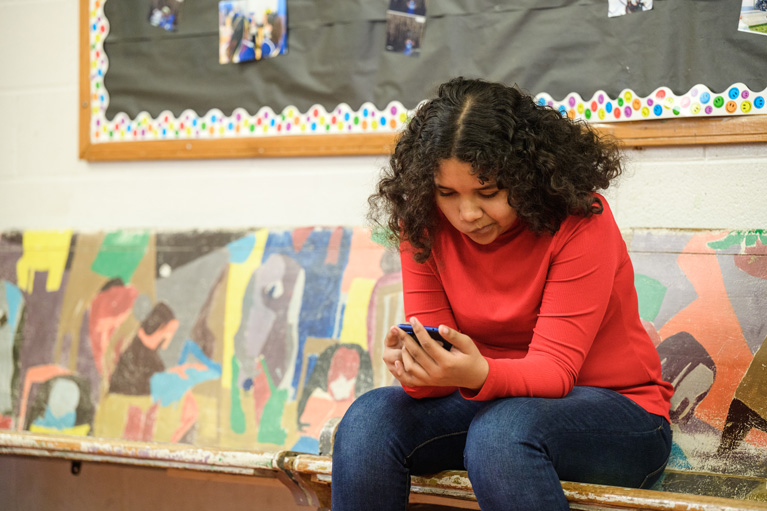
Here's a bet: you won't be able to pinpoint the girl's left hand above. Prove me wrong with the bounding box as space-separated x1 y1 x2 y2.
394 317 489 391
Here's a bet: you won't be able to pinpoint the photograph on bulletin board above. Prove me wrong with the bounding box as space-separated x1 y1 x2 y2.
218 0 288 64
148 0 184 31
608 0 653 18
739 0 767 36
385 0 426 57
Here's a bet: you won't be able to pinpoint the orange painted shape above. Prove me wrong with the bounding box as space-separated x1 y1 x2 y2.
171 393 199 443
299 395 355 439
658 232 753 430
340 227 386 293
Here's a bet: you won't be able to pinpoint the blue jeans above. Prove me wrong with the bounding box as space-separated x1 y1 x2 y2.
331 386 671 511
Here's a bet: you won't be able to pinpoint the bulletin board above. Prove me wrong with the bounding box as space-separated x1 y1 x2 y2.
79 0 767 161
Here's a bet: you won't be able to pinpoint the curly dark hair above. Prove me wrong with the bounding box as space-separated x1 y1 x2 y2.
367 77 624 263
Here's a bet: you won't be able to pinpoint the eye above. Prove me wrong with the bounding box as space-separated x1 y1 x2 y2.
479 191 499 199
437 191 454 197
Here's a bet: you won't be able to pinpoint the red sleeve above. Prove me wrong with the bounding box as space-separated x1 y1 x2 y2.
462 213 621 401
399 241 459 398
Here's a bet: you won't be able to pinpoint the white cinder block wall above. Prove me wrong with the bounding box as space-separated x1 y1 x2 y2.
1 0 766 232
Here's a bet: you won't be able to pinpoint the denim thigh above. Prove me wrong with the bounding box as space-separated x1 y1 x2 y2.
331 387 484 511
465 386 672 511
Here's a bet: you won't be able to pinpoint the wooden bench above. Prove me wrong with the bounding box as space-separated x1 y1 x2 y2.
1 227 766 510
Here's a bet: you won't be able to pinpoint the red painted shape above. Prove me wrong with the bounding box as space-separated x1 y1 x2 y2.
0 415 12 429
292 227 314 253
735 239 767 279
89 285 137 374
252 363 271 424
325 227 343 265
328 347 360 387
123 406 144 440
141 402 159 441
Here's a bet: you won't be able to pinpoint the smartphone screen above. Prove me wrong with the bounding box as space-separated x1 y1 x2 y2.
397 324 453 351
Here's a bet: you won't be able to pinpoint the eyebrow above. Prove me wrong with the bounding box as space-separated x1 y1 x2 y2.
435 183 499 191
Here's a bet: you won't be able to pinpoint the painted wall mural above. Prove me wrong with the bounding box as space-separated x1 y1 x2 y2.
0 228 765 483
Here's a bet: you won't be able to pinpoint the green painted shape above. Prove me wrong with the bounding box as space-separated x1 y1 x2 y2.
230 356 246 434
370 226 396 248
90 231 150 284
635 274 667 322
707 229 766 250
255 357 287 445
257 388 288 445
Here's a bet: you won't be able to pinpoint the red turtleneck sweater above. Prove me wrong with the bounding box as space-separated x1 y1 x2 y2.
400 196 673 421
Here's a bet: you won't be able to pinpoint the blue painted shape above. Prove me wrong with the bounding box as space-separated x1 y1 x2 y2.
151 339 223 405
5 282 22 332
262 228 353 395
291 435 320 454
178 338 222 373
227 234 256 264
150 367 220 406
667 440 693 470
33 409 76 430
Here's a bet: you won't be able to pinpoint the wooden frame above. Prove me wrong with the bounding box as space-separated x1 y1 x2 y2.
78 1 767 162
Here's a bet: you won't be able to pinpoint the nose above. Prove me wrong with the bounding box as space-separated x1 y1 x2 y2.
459 198 483 223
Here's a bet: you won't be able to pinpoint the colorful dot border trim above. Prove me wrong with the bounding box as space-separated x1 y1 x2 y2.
89 0 767 144
535 85 767 123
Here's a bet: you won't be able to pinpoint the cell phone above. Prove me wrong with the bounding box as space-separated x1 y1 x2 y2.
398 323 453 351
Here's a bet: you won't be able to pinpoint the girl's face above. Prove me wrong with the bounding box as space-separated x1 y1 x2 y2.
434 158 517 245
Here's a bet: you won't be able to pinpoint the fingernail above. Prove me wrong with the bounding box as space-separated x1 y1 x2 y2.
410 316 419 326
439 325 449 336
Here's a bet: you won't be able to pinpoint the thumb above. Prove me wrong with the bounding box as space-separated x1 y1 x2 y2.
437 325 471 352
385 325 404 348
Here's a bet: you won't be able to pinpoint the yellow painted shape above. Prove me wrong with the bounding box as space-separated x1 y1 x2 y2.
193 394 219 446
16 231 73 293
29 424 91 436
94 394 153 438
222 229 269 389
152 400 184 443
339 278 376 349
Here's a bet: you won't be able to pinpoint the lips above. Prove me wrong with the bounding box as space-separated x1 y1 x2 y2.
470 224 493 235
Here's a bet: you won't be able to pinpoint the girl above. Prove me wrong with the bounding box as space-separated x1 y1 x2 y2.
332 77 673 511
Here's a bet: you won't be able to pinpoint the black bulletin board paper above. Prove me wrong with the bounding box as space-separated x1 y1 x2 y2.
103 0 767 120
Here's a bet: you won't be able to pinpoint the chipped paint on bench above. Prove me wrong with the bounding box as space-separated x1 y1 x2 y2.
0 431 275 475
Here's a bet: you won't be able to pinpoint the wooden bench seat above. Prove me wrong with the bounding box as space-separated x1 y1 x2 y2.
4 429 765 511
284 450 767 511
